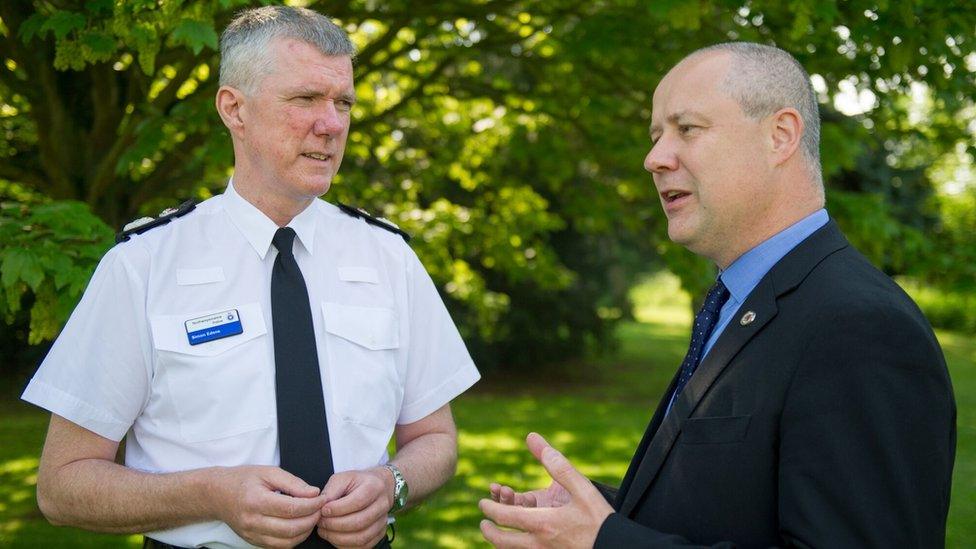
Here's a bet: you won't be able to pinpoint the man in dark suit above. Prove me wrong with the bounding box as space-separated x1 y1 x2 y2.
479 42 956 548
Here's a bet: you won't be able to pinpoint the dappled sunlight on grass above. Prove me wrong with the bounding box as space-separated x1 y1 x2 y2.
937 329 976 365
630 271 693 327
0 457 39 475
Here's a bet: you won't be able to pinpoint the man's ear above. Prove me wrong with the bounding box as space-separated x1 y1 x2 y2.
767 107 804 167
215 86 246 135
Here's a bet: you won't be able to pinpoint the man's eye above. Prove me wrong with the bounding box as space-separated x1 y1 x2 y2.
678 124 699 135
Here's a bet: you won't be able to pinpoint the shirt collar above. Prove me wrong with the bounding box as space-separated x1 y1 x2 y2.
222 179 318 259
719 209 829 303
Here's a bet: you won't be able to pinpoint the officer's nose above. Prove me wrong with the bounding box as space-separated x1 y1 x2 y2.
312 102 347 137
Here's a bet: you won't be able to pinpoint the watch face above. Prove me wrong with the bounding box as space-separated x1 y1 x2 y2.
398 482 408 506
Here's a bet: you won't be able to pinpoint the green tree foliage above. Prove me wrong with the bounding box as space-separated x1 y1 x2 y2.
0 183 113 345
1 0 974 370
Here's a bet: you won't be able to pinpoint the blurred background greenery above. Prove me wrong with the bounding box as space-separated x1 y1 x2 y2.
0 0 974 546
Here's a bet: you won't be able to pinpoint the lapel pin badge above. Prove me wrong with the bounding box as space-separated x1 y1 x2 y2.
740 310 756 326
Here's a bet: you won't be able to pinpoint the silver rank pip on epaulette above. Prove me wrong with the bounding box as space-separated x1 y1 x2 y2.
115 200 197 243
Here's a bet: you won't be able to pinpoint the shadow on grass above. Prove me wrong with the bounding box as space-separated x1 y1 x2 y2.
396 394 655 548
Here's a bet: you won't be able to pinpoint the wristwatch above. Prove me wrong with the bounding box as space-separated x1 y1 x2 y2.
384 464 408 513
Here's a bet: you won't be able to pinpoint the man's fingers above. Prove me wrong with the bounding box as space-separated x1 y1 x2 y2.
529 438 592 498
248 511 321 540
526 432 550 462
317 514 388 548
479 498 545 532
480 519 534 549
262 490 328 519
263 467 321 499
320 472 355 503
516 491 538 508
499 485 517 505
321 481 379 517
490 483 523 506
319 496 387 532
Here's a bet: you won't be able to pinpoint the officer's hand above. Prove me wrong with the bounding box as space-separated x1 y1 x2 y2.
317 467 393 548
210 465 326 548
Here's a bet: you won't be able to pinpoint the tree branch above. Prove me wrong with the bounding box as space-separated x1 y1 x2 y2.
0 155 48 190
129 131 210 208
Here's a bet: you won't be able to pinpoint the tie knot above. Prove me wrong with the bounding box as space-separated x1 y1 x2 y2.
703 279 730 315
272 227 297 256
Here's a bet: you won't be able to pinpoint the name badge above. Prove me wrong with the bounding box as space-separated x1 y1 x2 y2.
185 309 243 345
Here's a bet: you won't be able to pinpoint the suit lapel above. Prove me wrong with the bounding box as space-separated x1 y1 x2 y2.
617 221 850 517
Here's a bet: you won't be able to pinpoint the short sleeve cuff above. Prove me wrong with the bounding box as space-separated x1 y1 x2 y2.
21 379 130 441
398 362 480 424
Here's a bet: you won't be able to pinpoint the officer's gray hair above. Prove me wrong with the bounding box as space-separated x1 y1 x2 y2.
689 42 823 185
219 6 356 95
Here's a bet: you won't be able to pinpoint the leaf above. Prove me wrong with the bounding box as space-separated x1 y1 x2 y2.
48 255 74 290
53 40 87 71
18 13 46 43
40 11 88 41
1 248 43 290
130 24 160 75
170 20 219 55
81 31 117 62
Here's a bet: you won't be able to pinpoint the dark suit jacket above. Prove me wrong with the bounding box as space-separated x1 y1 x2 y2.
594 221 956 548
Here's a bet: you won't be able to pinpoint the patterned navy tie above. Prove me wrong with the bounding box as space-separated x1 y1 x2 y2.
672 279 730 398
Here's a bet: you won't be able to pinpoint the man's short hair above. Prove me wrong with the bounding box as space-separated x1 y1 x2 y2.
219 6 356 95
691 42 822 183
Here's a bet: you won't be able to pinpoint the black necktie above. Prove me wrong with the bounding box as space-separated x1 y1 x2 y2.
671 279 730 398
271 227 334 499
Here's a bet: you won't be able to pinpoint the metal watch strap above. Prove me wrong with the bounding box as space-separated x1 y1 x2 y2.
385 464 407 513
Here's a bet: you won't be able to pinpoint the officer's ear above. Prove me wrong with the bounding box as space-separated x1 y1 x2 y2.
215 86 246 135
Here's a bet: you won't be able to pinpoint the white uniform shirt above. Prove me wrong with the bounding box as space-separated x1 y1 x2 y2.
22 183 480 548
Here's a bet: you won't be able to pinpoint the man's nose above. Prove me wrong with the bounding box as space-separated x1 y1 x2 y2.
312 102 346 137
644 137 678 174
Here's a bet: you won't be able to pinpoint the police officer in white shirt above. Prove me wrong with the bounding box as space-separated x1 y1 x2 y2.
22 6 480 549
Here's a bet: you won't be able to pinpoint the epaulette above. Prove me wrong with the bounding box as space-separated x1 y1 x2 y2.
337 202 411 242
115 199 197 243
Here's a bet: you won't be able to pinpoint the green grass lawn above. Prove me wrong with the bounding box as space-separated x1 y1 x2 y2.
1 279 973 547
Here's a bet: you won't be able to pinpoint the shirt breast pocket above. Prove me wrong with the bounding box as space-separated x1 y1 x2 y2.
321 302 401 432
150 302 273 443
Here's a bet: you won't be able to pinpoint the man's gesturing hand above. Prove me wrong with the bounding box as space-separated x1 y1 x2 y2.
210 465 326 548
317 468 393 548
489 478 572 509
480 433 613 549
